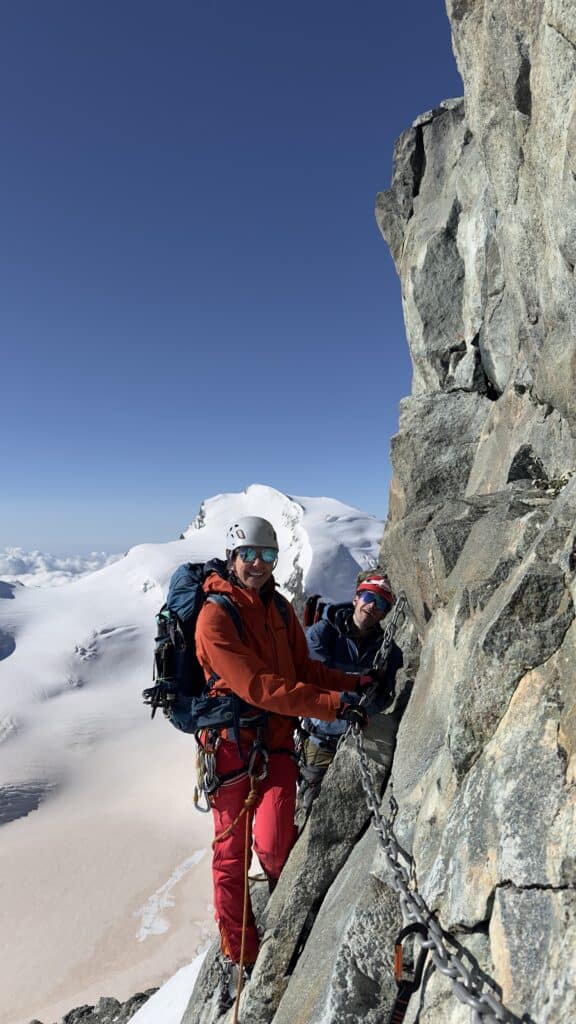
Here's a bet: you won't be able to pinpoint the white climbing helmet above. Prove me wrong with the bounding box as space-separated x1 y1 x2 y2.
226 516 279 555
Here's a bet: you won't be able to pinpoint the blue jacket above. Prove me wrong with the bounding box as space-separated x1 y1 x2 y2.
303 603 403 740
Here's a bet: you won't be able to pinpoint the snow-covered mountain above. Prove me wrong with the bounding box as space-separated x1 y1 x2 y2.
0 485 383 1024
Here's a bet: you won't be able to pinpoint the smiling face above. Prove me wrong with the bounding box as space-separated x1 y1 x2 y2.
232 548 276 591
352 591 388 632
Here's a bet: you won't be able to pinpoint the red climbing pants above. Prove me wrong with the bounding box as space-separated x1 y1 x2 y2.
210 741 298 964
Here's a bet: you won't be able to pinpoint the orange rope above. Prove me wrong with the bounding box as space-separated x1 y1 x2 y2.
212 782 259 846
232 780 256 1024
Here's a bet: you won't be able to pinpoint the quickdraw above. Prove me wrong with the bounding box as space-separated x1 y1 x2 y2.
389 923 430 1024
194 730 221 812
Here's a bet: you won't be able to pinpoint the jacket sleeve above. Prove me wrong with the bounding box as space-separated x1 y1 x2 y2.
196 600 357 720
287 605 361 694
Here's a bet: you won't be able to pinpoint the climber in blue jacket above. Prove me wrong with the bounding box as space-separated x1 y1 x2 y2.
299 573 403 809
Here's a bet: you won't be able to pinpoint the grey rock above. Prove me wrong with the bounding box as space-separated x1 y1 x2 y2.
490 887 576 1023
32 988 157 1024
373 2 576 1019
272 830 401 1024
389 391 491 518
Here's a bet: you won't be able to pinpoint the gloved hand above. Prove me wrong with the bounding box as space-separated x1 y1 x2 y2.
337 694 369 730
358 668 390 695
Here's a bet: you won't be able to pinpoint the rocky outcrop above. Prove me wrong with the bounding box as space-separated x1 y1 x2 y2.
183 4 576 1023
30 989 157 1024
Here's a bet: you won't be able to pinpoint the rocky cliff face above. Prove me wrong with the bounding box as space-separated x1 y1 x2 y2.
375 1 576 1020
183 4 576 1022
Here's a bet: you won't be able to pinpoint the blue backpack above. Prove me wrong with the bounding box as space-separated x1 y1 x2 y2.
142 558 289 735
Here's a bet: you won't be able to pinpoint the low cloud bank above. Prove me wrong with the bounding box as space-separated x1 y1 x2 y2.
0 548 122 587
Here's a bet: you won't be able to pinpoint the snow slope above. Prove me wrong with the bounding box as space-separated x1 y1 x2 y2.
0 484 382 1024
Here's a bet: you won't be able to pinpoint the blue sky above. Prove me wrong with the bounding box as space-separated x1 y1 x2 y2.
3 1 462 555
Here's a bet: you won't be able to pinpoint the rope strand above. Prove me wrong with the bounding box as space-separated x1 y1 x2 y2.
231 777 258 1024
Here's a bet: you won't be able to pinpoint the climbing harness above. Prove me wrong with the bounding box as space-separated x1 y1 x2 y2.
350 724 528 1024
193 713 270 812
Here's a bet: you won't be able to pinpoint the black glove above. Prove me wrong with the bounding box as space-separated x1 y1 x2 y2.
359 668 390 694
337 699 369 730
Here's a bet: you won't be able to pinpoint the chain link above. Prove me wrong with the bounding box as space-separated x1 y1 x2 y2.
353 728 529 1024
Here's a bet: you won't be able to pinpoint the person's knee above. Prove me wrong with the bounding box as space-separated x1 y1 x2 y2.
255 818 296 879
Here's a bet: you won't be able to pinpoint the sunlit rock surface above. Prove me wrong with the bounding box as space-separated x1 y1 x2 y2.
375 1 576 1020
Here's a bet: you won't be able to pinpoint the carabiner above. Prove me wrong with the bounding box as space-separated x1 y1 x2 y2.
193 785 212 813
248 744 269 781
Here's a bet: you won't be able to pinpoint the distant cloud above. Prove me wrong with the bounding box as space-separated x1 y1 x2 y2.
0 548 121 587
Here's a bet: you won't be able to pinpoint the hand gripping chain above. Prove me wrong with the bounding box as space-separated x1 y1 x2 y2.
352 728 531 1024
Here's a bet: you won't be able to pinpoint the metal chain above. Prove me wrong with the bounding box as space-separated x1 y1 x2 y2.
373 594 408 673
353 728 530 1024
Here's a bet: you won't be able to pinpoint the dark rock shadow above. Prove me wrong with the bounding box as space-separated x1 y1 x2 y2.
0 629 16 660
0 780 58 826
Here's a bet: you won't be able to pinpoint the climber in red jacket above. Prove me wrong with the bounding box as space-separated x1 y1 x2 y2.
195 515 367 967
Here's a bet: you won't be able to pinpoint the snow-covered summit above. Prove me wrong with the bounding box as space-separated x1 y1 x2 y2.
182 484 382 602
0 484 383 1024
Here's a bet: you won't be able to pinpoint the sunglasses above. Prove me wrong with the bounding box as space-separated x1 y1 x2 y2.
357 591 390 613
236 546 278 564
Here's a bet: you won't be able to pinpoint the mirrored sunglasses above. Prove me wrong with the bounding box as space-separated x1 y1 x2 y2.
357 590 390 613
236 546 278 564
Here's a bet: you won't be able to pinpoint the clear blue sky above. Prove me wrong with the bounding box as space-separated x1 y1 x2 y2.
2 1 461 555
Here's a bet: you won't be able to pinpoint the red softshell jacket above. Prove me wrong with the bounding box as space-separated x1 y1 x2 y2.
195 573 360 749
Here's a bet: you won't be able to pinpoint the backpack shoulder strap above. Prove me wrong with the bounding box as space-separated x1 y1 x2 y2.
202 594 244 691
273 591 290 628
202 589 289 640
205 593 243 639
